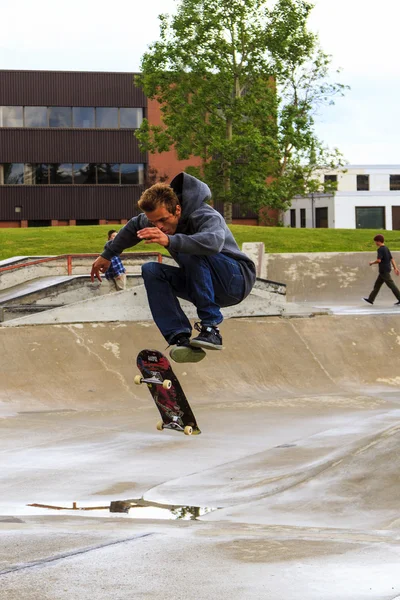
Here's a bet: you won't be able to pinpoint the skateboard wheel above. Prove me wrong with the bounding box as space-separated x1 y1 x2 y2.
184 426 193 436
134 375 142 385
162 379 172 390
156 420 164 431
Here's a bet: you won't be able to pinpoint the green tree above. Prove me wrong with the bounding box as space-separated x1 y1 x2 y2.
136 0 347 223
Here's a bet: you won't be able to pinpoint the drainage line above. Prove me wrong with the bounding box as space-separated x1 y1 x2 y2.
0 533 155 577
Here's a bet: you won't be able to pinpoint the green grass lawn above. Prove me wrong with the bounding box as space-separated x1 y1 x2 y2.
1 224 400 260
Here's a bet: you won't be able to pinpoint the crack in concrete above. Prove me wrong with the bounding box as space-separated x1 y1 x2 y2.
288 320 338 386
0 533 154 577
65 324 136 397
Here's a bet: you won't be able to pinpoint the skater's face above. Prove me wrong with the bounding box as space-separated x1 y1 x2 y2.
145 204 182 235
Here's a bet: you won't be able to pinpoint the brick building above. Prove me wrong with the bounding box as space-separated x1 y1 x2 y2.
0 69 259 228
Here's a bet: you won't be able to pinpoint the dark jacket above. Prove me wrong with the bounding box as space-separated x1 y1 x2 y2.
101 172 256 298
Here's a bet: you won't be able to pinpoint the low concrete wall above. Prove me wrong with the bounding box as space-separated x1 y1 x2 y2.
1 279 288 326
265 252 400 303
0 275 144 308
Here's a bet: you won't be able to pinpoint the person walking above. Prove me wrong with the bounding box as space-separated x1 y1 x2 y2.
363 234 400 305
103 230 127 292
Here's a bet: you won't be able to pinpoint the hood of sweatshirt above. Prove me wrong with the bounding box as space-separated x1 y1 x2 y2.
170 172 211 222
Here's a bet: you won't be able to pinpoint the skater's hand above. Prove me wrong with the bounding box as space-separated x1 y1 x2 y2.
369 261 374 266
91 256 111 282
137 228 169 247
395 268 400 276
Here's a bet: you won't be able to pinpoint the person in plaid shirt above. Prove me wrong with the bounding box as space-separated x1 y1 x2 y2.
104 230 127 292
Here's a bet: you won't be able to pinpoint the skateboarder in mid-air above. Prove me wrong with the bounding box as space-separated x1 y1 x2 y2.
363 234 400 306
91 172 256 363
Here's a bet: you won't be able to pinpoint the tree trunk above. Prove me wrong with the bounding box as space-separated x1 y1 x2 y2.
223 201 233 223
224 118 233 224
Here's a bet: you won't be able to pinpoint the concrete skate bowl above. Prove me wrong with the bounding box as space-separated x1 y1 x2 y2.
2 314 400 599
1 314 400 531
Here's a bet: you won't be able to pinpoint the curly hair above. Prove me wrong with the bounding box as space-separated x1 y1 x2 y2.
138 183 180 214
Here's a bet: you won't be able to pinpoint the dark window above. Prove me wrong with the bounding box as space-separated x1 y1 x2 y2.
300 208 306 228
120 108 143 128
290 209 296 228
121 164 144 185
315 207 328 228
97 163 120 184
96 107 118 128
25 107 47 127
73 107 95 128
49 164 73 184
3 163 25 184
390 175 400 191
76 220 99 226
356 207 385 229
324 174 337 183
1 106 23 127
28 220 51 227
73 163 97 184
392 206 400 231
29 164 50 185
49 107 72 128
357 174 369 191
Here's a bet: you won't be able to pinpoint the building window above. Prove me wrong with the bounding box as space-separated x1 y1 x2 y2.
49 164 73 184
315 207 328 228
73 164 97 184
0 106 23 127
0 106 143 129
3 163 25 184
72 107 95 128
25 107 48 127
356 207 385 229
1 163 146 185
390 175 400 191
96 107 118 128
392 207 400 231
357 174 369 191
36 164 51 185
76 220 99 226
97 163 120 184
121 164 144 185
120 107 143 129
324 174 337 184
49 107 72 128
300 208 306 228
290 209 296 228
28 220 51 227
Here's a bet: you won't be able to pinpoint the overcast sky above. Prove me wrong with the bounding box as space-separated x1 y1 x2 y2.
0 0 398 165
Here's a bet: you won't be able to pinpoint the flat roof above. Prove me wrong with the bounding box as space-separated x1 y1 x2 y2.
0 69 140 75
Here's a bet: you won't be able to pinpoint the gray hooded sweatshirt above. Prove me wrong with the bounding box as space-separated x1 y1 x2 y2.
101 172 256 299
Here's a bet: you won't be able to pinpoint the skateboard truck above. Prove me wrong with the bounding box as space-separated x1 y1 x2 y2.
134 374 172 390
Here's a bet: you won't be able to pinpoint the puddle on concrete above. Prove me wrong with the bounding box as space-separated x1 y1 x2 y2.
26 499 218 520
110 500 217 520
275 443 297 448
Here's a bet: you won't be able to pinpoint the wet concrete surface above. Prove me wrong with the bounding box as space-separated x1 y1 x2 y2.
1 317 400 599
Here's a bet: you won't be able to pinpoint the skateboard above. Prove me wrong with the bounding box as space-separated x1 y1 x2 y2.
134 349 201 436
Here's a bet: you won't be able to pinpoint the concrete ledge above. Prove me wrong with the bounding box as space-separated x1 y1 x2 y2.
1 279 287 327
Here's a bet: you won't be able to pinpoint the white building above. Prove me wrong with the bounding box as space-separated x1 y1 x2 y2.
283 165 400 230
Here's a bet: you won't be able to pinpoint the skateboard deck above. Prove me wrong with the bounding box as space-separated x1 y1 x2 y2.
135 349 201 435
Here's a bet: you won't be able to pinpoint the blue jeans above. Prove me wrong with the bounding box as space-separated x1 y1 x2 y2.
141 253 245 343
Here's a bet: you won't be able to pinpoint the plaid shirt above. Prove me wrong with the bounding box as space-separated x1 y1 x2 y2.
105 255 126 280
